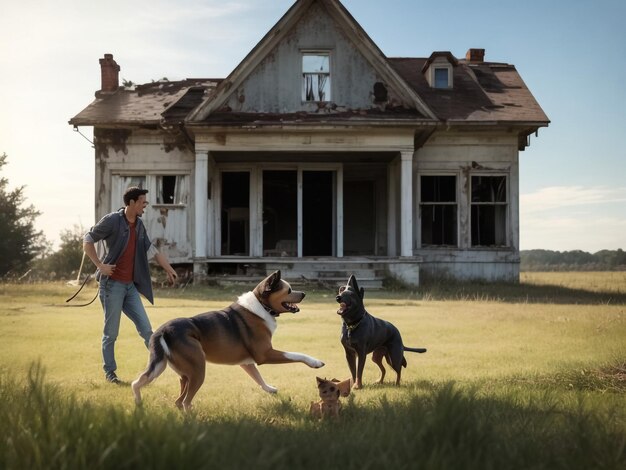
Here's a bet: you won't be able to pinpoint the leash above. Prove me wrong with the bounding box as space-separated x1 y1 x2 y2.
65 273 99 307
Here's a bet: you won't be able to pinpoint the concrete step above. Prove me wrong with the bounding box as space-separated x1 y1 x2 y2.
203 275 384 290
290 276 384 290
276 269 376 279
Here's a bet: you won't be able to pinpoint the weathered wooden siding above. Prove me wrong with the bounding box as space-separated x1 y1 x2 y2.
223 2 399 113
94 128 194 263
413 130 520 280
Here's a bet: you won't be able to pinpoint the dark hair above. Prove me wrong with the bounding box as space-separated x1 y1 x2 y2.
123 187 149 206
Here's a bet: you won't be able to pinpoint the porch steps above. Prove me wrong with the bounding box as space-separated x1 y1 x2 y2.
200 256 420 290
265 262 384 289
203 275 382 290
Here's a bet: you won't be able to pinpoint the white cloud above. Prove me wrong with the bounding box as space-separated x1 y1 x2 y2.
521 186 626 214
520 186 626 251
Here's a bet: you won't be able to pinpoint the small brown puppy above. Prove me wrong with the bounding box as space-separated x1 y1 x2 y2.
132 271 324 410
310 377 351 419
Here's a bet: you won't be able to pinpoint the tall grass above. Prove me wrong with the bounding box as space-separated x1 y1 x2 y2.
0 273 624 469
1 363 623 470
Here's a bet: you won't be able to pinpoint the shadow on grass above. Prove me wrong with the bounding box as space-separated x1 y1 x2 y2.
1 363 623 470
153 279 626 306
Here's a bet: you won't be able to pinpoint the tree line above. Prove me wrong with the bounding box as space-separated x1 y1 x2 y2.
521 249 626 271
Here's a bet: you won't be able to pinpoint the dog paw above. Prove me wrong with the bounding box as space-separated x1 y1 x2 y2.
263 384 278 394
310 359 325 368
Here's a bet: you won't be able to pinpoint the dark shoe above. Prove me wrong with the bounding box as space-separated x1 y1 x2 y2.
105 372 122 384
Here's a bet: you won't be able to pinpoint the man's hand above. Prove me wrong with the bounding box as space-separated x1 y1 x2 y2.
165 268 178 285
98 263 116 277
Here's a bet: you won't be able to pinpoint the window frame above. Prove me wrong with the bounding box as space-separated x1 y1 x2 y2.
427 63 453 89
418 173 459 247
434 67 450 88
470 174 509 248
154 174 189 207
301 50 332 102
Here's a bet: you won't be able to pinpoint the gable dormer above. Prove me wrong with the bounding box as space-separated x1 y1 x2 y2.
422 51 458 89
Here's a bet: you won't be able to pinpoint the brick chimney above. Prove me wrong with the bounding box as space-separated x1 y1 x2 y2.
99 54 120 92
466 48 485 63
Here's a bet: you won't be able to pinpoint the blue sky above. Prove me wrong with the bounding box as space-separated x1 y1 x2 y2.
1 0 624 252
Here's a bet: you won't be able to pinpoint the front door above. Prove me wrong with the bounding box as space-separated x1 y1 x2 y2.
344 180 376 255
302 170 334 256
260 169 335 257
263 170 297 256
221 171 250 256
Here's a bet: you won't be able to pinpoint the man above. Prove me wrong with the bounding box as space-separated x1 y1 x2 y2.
83 186 178 384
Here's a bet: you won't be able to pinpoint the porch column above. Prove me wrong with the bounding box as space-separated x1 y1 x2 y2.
400 151 413 257
194 150 208 258
336 165 344 257
387 158 398 256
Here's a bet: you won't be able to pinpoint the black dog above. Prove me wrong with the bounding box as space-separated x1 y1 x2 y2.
336 275 426 389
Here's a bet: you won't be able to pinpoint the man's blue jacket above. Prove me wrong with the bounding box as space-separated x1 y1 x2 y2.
84 208 155 304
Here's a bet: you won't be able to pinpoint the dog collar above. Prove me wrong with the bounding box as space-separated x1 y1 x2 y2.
261 302 280 317
343 318 362 332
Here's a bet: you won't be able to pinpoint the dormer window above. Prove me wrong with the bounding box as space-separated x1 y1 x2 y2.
302 52 331 102
422 51 458 89
434 67 450 88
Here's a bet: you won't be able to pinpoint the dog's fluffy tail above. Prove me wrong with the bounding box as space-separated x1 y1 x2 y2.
131 331 169 405
404 347 427 353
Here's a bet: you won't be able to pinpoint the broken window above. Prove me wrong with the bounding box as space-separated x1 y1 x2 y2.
156 175 189 204
420 175 457 246
302 52 331 102
471 175 507 247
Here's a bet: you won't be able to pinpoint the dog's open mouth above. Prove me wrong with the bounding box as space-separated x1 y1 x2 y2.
337 302 347 315
282 302 300 313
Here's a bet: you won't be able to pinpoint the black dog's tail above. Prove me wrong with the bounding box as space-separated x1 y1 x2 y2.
404 346 427 353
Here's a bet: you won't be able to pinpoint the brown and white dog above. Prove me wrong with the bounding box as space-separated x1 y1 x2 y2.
132 271 324 410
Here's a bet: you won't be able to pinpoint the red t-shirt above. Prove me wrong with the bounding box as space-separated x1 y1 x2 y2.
111 220 136 283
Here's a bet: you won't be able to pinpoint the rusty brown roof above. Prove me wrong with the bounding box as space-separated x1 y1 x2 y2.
69 79 219 127
389 57 549 124
70 60 548 128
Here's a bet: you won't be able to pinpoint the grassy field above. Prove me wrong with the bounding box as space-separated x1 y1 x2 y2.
0 272 624 469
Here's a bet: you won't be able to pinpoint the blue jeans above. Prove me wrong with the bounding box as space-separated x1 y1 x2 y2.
99 279 153 374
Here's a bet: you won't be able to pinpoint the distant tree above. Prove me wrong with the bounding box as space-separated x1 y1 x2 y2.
37 225 85 279
0 153 47 277
595 249 626 269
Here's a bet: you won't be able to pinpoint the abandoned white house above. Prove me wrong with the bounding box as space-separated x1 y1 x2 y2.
69 0 549 287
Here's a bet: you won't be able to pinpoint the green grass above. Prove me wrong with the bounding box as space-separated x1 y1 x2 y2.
0 274 624 469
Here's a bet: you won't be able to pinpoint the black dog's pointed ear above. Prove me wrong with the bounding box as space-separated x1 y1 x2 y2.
348 275 364 299
348 274 359 291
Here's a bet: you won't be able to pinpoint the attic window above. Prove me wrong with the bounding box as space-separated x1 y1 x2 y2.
422 52 457 89
302 52 331 102
434 68 450 88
